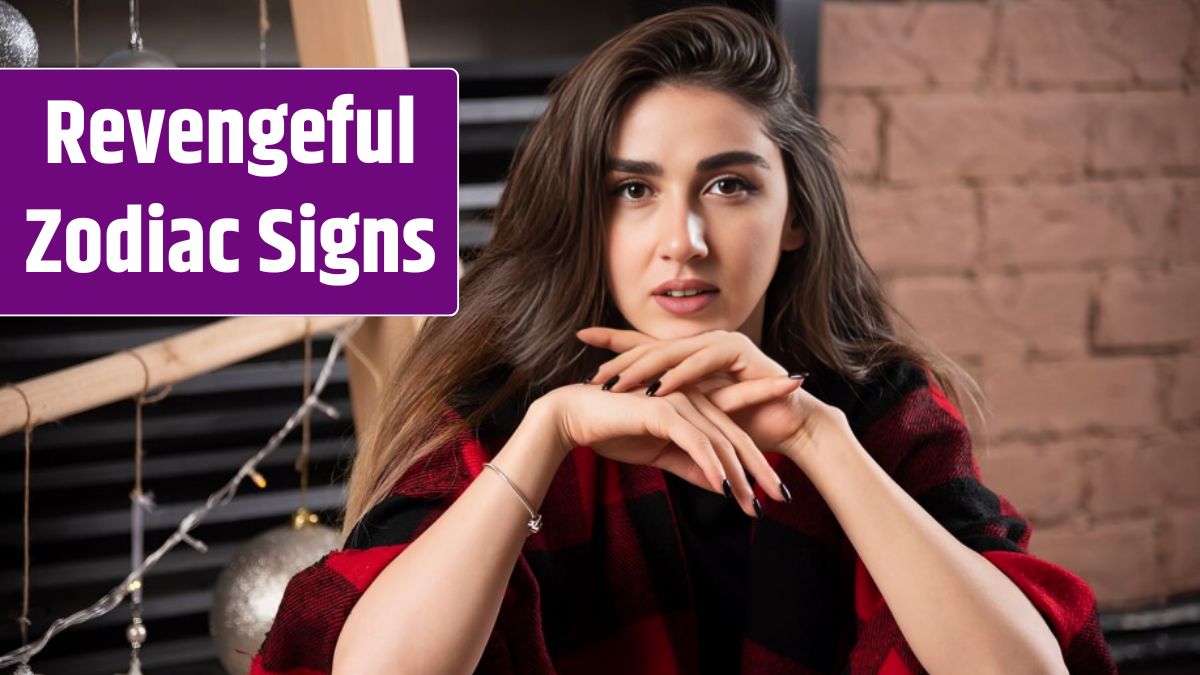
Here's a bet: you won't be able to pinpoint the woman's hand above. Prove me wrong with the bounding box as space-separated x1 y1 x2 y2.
579 327 789 392
537 376 803 515
576 327 849 469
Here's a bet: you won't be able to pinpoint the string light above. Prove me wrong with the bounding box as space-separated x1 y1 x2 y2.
0 318 363 669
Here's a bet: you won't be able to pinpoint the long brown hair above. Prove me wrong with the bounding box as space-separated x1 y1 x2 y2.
341 6 987 539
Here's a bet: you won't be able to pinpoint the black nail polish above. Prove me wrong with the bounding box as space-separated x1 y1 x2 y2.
722 478 734 500
789 371 810 380
753 497 764 519
582 369 598 384
779 481 793 504
645 380 661 396
602 375 620 391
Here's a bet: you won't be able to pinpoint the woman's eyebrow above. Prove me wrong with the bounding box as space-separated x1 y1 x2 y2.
608 158 662 175
696 151 770 172
606 151 769 175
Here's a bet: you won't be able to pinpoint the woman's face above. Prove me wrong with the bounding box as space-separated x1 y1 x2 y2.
604 84 804 346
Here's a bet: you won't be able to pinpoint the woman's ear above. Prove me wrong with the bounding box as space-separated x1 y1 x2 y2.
780 213 806 252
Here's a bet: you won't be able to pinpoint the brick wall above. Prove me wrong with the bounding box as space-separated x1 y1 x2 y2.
817 0 1199 609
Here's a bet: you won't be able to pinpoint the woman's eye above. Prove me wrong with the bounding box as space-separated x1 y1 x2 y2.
616 182 650 200
708 177 752 196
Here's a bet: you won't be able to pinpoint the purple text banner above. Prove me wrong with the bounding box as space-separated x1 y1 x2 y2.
0 68 459 315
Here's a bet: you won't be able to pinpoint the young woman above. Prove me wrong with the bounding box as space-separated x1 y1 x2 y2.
253 7 1116 674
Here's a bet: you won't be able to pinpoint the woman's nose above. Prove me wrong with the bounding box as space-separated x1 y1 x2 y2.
656 193 708 263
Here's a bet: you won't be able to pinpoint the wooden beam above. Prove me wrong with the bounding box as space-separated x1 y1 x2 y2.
288 0 410 67
287 0 456 440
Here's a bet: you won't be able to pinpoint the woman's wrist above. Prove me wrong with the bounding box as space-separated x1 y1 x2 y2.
488 399 573 517
526 391 575 461
782 403 857 475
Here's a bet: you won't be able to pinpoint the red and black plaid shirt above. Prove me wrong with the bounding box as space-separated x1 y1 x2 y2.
252 360 1117 674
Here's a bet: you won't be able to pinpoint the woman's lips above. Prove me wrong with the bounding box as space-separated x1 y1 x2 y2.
653 290 718 316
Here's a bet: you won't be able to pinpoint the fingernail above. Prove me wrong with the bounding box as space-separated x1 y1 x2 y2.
788 371 810 381
645 380 661 396
582 369 597 384
752 497 764 519
602 375 620 391
779 481 793 504
722 478 734 500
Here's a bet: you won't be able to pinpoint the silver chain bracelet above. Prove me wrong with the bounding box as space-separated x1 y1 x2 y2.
482 462 543 535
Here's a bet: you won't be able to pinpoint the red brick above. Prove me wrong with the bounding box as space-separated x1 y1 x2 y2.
888 272 1091 360
1175 182 1200 263
846 184 978 273
1188 30 1200 86
984 357 1160 436
887 93 1088 182
1094 266 1200 348
977 440 1085 523
817 94 881 178
821 2 993 89
1030 519 1159 607
1002 0 1192 86
1156 430 1200 504
1084 437 1165 518
1162 506 1200 595
1169 356 1200 424
1089 92 1200 173
889 276 1024 360
979 272 1093 358
983 180 1173 267
1072 430 1200 517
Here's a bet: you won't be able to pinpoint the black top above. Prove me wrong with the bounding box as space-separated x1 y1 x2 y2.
664 471 752 674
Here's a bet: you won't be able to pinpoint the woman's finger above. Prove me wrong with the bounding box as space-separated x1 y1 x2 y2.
661 391 757 516
575 326 658 353
686 388 788 505
588 336 704 391
586 340 655 387
652 444 716 492
641 397 727 495
647 344 772 398
705 375 804 413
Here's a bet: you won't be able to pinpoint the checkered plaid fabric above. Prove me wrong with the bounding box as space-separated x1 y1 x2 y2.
252 360 1116 674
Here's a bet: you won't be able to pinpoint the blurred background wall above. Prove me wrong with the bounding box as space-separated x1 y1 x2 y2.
816 0 1199 611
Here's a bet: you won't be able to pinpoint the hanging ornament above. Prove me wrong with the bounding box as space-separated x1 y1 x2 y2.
209 510 339 675
116 614 145 675
98 0 173 68
115 358 168 675
0 1 37 67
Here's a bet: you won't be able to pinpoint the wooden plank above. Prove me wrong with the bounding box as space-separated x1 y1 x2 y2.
0 316 355 437
288 0 410 67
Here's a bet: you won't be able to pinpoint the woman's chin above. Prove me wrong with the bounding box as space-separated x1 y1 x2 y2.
643 319 724 341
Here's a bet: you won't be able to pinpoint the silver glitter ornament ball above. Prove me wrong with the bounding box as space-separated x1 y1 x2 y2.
209 520 340 675
97 47 175 68
0 1 38 67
